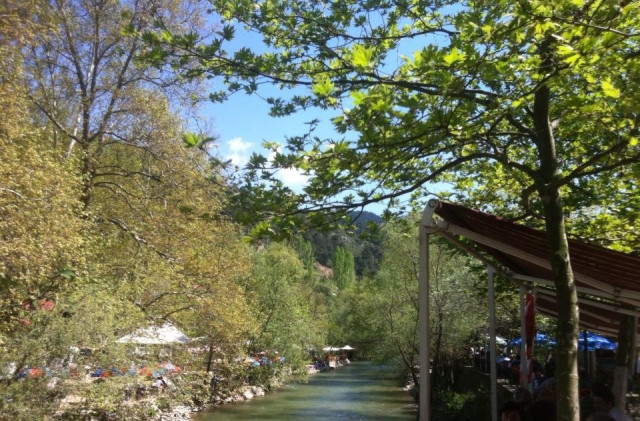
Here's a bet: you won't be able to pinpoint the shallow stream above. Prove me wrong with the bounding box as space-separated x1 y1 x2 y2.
192 361 417 420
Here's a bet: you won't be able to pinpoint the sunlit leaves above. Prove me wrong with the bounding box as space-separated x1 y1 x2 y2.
162 0 639 262
443 47 466 66
601 79 621 98
349 44 374 70
182 131 200 147
312 75 335 97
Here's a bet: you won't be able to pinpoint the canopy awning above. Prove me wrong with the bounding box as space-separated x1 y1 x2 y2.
117 322 191 345
432 201 640 337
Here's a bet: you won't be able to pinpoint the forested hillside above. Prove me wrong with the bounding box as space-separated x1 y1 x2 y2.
303 210 384 278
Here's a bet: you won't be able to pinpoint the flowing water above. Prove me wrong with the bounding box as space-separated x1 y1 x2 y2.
192 361 418 420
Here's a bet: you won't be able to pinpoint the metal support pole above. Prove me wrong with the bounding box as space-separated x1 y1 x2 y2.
419 199 438 421
583 330 589 378
488 266 498 421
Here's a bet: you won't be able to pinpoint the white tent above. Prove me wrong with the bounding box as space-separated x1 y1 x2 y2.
322 346 341 352
117 323 190 345
340 345 355 350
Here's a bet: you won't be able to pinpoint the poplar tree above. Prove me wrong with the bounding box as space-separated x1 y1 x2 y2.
333 247 355 291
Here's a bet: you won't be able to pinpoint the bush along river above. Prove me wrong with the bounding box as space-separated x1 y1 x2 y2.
192 361 418 420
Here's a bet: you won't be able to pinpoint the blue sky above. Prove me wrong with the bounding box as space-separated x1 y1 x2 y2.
205 90 396 215
197 15 451 215
205 88 337 189
198 26 332 191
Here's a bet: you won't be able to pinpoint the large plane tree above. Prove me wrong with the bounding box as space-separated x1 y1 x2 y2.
151 0 640 419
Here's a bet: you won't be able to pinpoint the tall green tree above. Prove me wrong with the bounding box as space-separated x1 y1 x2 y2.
1 3 258 418
155 1 640 418
294 237 316 281
244 243 328 373
332 246 355 290
0 0 89 350
24 0 207 208
335 217 487 405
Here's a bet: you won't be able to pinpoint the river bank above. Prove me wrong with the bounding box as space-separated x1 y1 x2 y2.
154 376 273 420
155 384 268 420
155 367 327 420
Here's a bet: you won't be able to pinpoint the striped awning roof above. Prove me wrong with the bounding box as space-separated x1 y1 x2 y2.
433 201 640 336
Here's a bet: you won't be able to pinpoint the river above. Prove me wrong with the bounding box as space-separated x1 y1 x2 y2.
192 361 418 420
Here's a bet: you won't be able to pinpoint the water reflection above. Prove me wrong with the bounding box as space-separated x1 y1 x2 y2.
193 361 417 420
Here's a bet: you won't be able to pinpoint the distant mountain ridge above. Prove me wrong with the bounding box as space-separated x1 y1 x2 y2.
349 210 383 233
303 210 384 279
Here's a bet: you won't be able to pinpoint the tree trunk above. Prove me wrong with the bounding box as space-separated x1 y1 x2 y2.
613 315 634 409
542 198 579 421
206 342 215 372
534 37 580 421
431 308 444 392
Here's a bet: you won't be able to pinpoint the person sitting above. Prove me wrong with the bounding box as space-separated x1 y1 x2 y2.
513 387 532 404
534 361 556 401
591 387 631 421
153 376 168 394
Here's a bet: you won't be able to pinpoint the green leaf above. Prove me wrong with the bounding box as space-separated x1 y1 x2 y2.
557 45 574 56
160 30 173 43
120 23 136 36
221 24 235 41
59 269 76 280
182 132 199 147
312 76 335 97
350 44 373 70
443 48 465 66
350 90 367 106
601 80 621 98
563 53 581 66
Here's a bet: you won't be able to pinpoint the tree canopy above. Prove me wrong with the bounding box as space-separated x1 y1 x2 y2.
159 0 638 223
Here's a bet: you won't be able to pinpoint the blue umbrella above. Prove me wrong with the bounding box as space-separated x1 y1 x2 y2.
511 333 550 347
578 331 617 351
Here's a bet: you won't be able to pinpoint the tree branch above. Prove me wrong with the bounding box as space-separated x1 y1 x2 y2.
106 218 176 262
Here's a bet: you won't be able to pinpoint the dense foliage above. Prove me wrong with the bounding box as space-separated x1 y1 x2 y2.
0 1 328 419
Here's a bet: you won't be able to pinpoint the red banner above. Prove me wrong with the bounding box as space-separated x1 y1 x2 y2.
524 293 535 383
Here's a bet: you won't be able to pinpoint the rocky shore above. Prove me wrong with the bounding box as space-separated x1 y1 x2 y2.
156 383 268 420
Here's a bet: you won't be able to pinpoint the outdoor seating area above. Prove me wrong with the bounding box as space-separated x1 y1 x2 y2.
306 345 354 373
419 199 640 421
472 331 620 393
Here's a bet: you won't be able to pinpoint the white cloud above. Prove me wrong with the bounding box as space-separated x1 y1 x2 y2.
262 149 309 189
226 137 252 166
277 167 309 189
227 153 247 167
227 137 252 153
225 141 309 189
